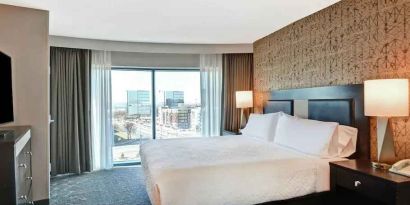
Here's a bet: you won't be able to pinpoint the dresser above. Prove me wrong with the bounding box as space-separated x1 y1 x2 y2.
0 126 33 205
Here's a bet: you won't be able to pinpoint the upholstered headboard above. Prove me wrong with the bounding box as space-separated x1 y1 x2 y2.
263 84 370 160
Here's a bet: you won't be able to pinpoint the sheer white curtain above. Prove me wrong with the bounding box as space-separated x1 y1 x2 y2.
200 54 223 137
91 50 113 170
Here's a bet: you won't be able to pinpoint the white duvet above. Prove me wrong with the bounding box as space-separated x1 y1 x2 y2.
140 135 339 205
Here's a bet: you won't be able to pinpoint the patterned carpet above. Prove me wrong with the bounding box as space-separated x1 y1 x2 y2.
51 166 151 205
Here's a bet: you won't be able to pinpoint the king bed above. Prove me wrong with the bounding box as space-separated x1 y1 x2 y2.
140 84 370 205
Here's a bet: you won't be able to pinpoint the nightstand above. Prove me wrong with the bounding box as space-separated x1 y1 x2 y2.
329 160 410 205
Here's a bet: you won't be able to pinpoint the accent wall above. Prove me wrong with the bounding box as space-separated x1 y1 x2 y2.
253 0 410 160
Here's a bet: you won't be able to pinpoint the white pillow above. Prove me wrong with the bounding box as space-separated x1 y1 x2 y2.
336 125 358 157
241 112 282 141
274 115 339 158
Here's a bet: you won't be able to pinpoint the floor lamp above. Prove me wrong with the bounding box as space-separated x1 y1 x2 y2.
236 91 253 129
364 79 409 169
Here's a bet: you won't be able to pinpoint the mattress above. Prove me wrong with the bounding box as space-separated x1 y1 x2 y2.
140 135 343 205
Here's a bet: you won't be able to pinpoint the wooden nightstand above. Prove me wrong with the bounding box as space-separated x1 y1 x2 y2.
329 160 410 205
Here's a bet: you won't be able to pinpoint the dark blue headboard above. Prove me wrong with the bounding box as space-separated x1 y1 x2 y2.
263 84 369 160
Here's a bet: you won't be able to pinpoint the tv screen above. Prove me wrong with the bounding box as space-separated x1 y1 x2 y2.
0 51 14 124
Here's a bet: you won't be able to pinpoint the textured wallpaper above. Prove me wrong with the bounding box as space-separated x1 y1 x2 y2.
253 0 410 160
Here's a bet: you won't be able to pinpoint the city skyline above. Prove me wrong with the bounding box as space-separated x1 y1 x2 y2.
111 70 201 105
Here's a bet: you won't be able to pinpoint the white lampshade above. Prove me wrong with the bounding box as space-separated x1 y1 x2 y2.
364 79 409 117
236 91 253 108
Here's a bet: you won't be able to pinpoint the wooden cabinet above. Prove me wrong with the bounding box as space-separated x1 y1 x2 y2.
330 160 410 205
0 126 32 205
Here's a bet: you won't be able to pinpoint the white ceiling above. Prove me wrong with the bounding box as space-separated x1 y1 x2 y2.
1 0 340 44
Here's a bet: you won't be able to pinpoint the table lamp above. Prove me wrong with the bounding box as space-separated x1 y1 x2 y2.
364 79 409 169
236 91 253 129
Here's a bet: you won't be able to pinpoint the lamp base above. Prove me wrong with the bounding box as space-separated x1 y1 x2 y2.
240 108 247 129
372 161 392 170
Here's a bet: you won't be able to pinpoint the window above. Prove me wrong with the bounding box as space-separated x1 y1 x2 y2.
111 70 153 164
111 68 201 164
155 71 201 139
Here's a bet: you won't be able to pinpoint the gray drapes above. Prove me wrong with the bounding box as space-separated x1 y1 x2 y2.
222 53 254 133
50 47 92 175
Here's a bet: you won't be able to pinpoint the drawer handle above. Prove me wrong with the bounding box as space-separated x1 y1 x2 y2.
25 151 33 156
28 201 34 205
354 180 361 187
19 163 27 169
19 195 27 200
26 176 33 181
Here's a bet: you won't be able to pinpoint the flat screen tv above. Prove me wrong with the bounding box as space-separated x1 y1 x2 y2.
0 51 13 124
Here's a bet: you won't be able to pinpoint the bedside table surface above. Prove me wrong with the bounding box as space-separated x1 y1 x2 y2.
330 159 410 184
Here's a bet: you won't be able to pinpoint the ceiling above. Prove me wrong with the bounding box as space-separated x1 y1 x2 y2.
0 0 340 44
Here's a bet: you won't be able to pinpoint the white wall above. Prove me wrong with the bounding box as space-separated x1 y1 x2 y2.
51 36 253 68
50 35 253 54
0 4 50 202
111 51 199 68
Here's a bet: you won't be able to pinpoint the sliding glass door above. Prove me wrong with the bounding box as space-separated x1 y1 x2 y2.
155 71 201 139
111 70 153 164
111 68 201 165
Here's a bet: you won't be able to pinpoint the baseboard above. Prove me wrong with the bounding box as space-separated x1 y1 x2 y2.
34 198 49 205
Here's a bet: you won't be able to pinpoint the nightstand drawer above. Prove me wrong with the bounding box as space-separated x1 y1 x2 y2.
336 168 390 203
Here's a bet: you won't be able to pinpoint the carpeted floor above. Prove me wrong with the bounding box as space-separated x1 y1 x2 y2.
50 166 151 205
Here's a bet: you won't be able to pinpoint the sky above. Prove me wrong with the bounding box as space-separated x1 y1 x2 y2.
111 70 201 105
